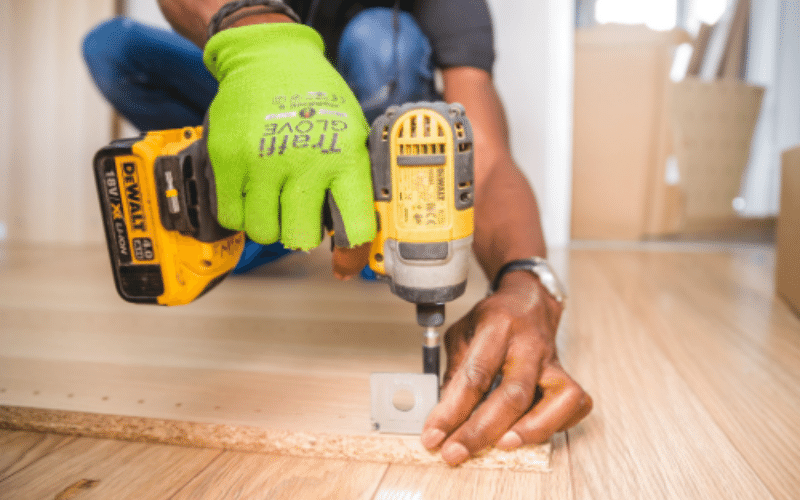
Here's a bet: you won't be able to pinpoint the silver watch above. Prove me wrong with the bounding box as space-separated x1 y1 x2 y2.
490 256 567 303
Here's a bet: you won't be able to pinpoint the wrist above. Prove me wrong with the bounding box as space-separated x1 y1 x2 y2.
496 268 539 293
225 11 295 29
491 256 567 304
206 0 301 42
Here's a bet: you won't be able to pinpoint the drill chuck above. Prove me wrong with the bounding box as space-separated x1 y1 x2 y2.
416 303 445 327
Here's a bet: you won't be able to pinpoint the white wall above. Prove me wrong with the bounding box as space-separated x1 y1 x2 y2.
0 0 114 244
487 0 574 248
126 0 170 29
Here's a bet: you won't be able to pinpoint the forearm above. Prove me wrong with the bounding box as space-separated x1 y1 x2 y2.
157 0 293 48
441 67 547 281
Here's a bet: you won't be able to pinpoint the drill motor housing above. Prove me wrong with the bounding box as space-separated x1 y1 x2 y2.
368 102 475 326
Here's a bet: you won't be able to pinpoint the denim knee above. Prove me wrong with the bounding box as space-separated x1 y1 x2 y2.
337 8 436 122
82 17 217 131
83 17 138 106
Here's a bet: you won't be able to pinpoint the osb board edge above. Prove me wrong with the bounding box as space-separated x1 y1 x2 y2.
0 405 551 472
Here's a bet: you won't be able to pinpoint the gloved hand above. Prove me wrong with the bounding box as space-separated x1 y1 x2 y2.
203 23 376 251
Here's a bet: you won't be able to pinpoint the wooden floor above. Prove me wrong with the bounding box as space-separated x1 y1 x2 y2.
1 240 799 498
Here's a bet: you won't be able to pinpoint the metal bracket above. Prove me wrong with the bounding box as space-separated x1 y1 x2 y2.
370 373 438 434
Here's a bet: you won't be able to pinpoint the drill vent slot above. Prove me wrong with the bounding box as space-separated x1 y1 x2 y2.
181 156 200 230
399 143 446 155
455 122 465 139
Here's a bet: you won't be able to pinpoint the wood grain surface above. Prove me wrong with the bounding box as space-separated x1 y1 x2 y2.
2 241 800 498
0 242 550 472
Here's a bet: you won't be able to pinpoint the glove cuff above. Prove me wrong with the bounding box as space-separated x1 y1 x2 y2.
204 23 325 79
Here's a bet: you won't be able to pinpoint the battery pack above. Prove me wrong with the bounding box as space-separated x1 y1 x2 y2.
93 127 244 306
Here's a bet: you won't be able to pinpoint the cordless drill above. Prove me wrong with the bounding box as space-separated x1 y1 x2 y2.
367 102 474 379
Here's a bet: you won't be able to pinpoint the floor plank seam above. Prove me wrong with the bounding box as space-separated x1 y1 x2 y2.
564 430 577 500
166 448 227 500
0 432 75 486
0 434 43 481
367 463 392 500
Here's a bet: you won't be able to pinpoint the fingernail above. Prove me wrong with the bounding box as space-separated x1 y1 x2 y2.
496 431 523 450
441 442 470 465
421 428 446 449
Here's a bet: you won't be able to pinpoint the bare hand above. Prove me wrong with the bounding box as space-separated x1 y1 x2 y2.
420 271 592 466
332 243 371 280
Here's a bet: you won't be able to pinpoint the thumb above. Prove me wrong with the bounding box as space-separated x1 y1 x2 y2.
327 167 376 248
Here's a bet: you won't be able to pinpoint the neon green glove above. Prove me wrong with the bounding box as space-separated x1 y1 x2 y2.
203 23 376 251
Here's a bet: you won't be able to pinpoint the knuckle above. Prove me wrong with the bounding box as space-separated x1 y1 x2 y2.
462 362 496 394
567 384 589 408
501 382 535 414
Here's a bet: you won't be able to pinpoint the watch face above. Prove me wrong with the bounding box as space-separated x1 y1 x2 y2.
531 259 566 303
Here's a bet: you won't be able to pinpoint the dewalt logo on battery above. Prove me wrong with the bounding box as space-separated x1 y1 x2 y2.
121 161 147 233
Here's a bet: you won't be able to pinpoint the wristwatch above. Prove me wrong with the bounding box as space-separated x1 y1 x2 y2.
490 256 567 304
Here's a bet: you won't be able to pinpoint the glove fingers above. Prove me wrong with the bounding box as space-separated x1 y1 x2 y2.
211 166 246 231
328 165 377 248
206 115 247 231
280 176 327 251
243 178 282 245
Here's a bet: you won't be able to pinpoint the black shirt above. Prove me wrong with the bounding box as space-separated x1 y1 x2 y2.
286 0 495 73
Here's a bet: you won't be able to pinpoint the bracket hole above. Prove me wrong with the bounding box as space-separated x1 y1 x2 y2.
392 388 415 412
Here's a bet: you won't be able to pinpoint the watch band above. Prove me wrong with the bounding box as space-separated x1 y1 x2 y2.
207 0 301 41
491 256 567 303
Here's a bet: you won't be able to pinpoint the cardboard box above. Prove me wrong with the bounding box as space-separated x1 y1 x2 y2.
572 25 690 240
572 25 764 240
776 147 800 317
669 78 764 232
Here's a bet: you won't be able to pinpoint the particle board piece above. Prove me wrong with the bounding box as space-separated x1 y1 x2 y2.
0 243 550 471
372 432 572 500
0 406 552 472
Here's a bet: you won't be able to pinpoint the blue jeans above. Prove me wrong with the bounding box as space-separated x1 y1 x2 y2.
83 8 436 273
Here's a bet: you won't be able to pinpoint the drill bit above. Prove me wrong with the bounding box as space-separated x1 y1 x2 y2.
417 303 444 382
423 325 440 377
